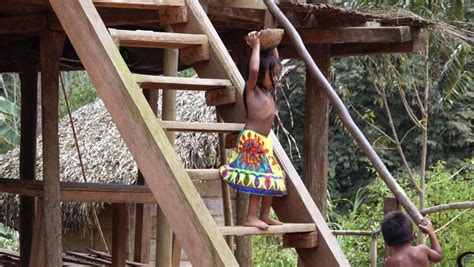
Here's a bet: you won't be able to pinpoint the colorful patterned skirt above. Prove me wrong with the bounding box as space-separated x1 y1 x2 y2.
219 129 287 196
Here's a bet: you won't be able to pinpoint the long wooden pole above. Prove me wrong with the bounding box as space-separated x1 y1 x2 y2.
264 0 423 224
40 30 65 266
17 55 39 267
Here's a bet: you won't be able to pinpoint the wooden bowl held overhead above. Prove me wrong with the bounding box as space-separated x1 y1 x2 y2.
258 28 284 50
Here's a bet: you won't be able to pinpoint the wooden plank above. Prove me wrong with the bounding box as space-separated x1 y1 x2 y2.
283 232 318 248
112 204 128 267
220 223 316 236
159 6 188 25
207 0 267 10
187 169 220 181
159 121 244 133
280 27 412 45
17 55 39 267
134 74 231 90
49 0 237 265
110 29 207 49
133 88 157 264
205 87 236 106
0 15 46 34
180 39 209 65
93 0 184 9
303 45 330 216
40 29 65 267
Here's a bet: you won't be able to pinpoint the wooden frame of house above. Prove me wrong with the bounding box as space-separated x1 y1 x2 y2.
0 0 428 266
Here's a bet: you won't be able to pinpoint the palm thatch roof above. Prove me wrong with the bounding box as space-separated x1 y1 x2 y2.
0 90 218 233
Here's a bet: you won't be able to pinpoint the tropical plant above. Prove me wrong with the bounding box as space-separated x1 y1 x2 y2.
0 96 20 146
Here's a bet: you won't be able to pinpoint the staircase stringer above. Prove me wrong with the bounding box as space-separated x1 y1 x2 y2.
49 0 238 266
171 0 350 266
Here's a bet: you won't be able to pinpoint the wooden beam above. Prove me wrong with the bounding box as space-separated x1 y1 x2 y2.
205 87 236 106
220 223 317 236
92 0 185 9
159 121 244 133
159 6 188 25
49 0 237 265
0 15 46 34
17 55 39 267
303 45 330 216
207 0 267 10
40 29 65 267
283 232 318 248
280 26 412 45
134 74 231 90
112 203 128 267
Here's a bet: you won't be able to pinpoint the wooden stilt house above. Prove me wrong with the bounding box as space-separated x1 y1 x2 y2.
0 0 429 266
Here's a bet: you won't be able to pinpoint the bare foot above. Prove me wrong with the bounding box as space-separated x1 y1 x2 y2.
260 216 283 226
243 217 269 230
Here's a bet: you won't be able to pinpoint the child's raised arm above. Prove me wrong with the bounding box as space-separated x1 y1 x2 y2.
270 47 279 60
419 218 443 263
245 31 260 91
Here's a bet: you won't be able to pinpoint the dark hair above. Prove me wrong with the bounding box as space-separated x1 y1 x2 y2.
381 211 413 246
243 51 281 115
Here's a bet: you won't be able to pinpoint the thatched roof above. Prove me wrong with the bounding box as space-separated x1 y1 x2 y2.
0 90 218 233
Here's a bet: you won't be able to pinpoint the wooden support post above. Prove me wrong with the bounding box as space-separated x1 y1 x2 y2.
133 89 158 263
156 28 178 267
29 198 44 267
303 45 330 216
17 55 39 267
370 234 378 267
232 47 252 267
383 197 400 259
112 203 129 267
218 116 234 249
40 30 65 266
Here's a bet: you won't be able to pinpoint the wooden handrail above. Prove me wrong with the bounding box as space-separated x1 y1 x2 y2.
263 0 423 224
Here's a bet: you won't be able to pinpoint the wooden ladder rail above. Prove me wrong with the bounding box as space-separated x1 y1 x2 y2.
263 0 423 225
48 0 238 266
170 0 349 266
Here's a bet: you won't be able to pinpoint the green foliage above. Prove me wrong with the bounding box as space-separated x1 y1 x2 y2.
58 71 97 117
0 223 19 251
252 236 297 267
252 210 298 266
0 81 20 146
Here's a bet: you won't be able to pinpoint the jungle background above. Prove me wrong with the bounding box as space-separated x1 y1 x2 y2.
0 0 472 266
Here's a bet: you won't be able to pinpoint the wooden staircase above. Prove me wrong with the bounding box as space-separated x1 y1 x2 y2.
49 0 349 266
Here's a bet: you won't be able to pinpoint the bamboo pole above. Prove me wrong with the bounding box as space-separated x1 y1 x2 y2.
370 234 378 267
422 201 474 215
263 0 423 224
156 27 178 267
218 116 234 249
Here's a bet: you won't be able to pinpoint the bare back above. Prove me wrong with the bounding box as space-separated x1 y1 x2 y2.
245 85 276 136
385 245 431 267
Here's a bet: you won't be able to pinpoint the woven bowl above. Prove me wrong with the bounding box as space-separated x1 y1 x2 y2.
258 28 284 50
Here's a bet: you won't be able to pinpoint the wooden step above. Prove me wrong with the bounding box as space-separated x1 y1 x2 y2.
134 74 231 91
219 223 317 236
93 0 184 9
159 121 244 133
110 29 207 49
109 29 209 64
